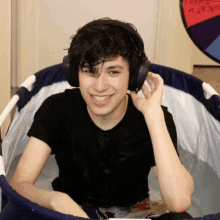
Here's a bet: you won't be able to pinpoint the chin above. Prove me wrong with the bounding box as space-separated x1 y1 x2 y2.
88 103 115 116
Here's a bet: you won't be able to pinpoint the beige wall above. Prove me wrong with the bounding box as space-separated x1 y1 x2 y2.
192 44 220 66
0 1 11 138
2 0 218 135
16 0 160 85
14 0 197 85
16 0 41 86
155 0 193 74
155 0 220 69
7 0 220 87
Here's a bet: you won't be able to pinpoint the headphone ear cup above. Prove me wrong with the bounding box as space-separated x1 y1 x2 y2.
136 60 151 92
128 69 139 92
129 60 151 93
63 55 79 87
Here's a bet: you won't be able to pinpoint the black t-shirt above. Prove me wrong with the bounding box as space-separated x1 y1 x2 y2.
27 88 179 208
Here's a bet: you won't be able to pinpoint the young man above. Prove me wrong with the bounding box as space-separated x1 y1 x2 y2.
10 18 194 219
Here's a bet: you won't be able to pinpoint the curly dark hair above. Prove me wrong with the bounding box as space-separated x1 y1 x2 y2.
65 17 146 78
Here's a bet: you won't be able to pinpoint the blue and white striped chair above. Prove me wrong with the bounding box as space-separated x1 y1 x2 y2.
0 62 219 220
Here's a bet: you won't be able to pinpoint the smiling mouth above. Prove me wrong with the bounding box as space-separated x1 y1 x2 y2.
91 94 113 101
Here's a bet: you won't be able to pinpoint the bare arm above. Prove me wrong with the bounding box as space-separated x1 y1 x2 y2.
144 108 194 213
9 137 89 218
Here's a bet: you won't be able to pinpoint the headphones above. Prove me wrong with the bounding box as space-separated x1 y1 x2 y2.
63 20 151 93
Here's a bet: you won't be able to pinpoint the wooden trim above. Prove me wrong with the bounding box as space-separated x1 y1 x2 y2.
154 0 162 64
0 0 11 139
17 0 40 85
11 0 18 87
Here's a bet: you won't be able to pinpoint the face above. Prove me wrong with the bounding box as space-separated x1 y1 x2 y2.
79 56 129 119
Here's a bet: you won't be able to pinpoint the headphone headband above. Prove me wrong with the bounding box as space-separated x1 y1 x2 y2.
83 19 147 61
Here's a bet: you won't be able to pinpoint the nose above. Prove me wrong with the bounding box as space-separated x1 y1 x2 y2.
93 71 109 91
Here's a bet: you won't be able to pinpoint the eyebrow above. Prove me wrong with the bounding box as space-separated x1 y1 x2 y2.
105 65 124 70
82 65 124 70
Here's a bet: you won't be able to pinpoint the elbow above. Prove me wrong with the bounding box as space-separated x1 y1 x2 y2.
9 180 29 193
167 198 191 213
9 180 22 194
9 179 18 190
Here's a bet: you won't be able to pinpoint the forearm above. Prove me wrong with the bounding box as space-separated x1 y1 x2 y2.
10 180 62 210
144 108 194 212
10 181 89 218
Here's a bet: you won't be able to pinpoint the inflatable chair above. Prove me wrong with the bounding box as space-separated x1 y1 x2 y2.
0 60 220 220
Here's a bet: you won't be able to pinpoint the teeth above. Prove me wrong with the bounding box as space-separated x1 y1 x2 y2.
93 95 111 101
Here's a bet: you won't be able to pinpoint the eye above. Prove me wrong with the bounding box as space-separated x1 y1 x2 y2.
82 69 89 73
110 71 120 74
82 69 92 74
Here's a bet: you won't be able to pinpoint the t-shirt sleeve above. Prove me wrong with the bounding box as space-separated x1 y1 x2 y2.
27 95 61 154
149 105 180 167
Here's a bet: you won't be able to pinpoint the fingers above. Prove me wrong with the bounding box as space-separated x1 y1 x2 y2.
142 82 152 98
146 72 158 92
141 72 163 96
